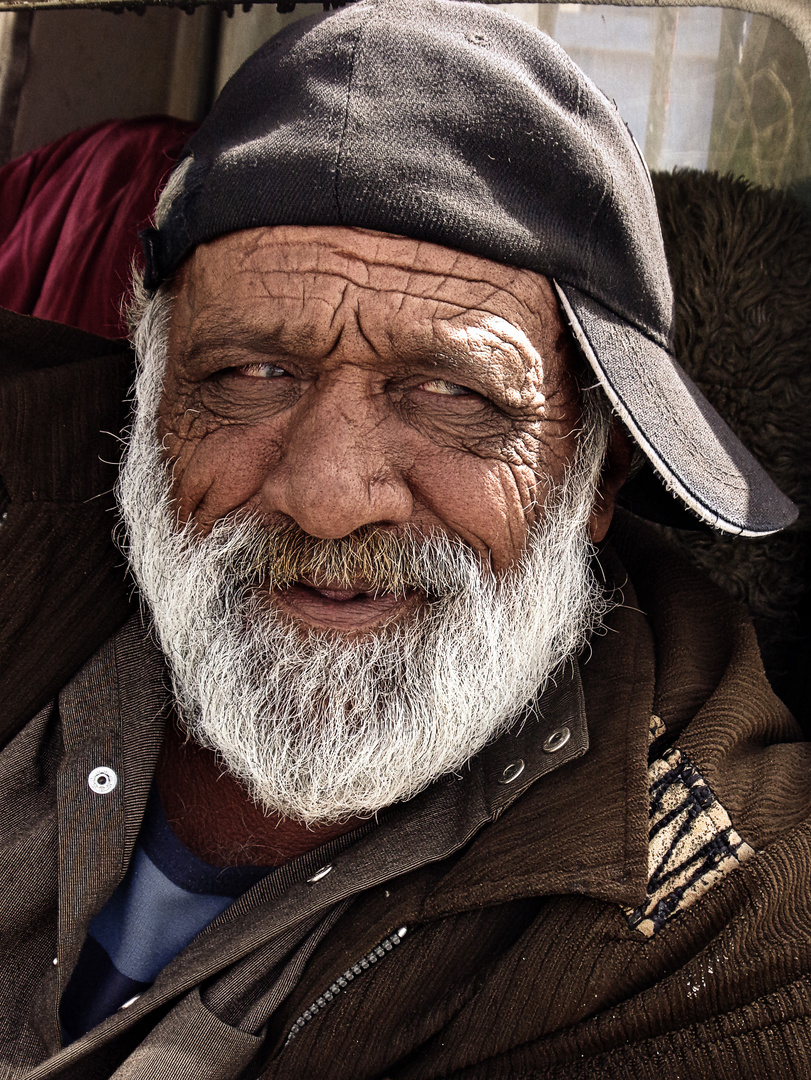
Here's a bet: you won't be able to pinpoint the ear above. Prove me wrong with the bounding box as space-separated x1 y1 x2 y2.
588 420 634 543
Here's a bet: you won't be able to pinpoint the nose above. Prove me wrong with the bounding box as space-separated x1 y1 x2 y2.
261 375 413 538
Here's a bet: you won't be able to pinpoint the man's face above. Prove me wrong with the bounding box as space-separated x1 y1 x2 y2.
119 224 614 823
159 225 592 633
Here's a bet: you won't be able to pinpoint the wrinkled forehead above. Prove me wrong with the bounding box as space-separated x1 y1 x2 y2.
167 224 575 381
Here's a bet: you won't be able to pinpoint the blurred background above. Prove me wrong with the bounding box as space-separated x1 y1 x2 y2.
0 2 808 199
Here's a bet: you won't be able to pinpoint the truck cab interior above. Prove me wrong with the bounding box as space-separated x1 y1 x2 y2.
0 0 808 725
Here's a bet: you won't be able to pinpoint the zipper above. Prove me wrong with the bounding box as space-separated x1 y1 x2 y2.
285 926 408 1045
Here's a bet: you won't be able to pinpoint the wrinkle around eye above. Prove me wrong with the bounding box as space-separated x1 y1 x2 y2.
190 365 302 424
394 390 514 455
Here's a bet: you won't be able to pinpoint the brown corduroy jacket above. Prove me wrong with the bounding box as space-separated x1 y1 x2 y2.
2 309 811 1080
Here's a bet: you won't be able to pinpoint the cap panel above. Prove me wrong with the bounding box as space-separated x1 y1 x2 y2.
555 282 798 536
339 0 673 340
146 9 363 281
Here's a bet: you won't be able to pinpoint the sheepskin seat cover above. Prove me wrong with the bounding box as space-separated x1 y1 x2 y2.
650 169 811 725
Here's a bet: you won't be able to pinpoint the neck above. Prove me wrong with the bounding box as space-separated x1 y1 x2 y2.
156 718 367 868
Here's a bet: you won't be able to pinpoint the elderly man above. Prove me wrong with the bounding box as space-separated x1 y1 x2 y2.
1 1 810 1077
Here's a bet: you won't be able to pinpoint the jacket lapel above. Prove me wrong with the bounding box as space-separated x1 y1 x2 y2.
422 559 655 917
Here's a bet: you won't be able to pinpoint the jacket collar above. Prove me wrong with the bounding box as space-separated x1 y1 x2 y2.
420 540 655 916
426 507 803 917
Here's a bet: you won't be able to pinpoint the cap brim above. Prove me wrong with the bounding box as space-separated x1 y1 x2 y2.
554 282 798 537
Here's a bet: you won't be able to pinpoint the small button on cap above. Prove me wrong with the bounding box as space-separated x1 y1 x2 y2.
499 759 525 785
88 766 118 794
307 864 333 884
543 727 571 753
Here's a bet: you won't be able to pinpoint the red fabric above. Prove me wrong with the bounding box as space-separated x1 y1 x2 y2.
0 117 198 339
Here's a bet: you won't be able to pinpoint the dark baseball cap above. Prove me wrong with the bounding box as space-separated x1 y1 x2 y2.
140 0 797 536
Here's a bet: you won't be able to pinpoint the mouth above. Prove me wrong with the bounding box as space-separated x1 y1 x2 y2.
269 578 419 631
299 576 385 601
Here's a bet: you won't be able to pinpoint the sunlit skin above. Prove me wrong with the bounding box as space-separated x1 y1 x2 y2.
159 226 624 624
155 225 631 865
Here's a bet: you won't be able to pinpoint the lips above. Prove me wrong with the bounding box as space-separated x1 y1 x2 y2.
270 577 417 631
297 577 383 602
307 587 370 601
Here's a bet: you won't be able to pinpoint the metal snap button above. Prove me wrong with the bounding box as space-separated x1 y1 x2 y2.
543 727 571 754
307 864 333 884
498 759 525 785
88 766 118 794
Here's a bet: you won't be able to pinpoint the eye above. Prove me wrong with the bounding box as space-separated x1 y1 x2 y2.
235 362 289 379
420 378 474 397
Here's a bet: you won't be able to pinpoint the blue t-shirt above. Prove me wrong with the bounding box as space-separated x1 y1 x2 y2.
60 786 269 1043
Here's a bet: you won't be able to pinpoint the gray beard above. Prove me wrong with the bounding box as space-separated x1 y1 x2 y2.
117 288 609 825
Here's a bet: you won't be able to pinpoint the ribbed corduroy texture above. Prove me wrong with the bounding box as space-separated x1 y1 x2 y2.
0 308 135 748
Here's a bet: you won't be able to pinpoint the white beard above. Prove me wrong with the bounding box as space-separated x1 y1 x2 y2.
117 288 610 825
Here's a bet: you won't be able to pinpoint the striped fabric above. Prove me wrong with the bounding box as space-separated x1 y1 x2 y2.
623 717 756 938
59 787 269 1043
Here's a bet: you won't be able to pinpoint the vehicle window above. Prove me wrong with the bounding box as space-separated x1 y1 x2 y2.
3 2 808 210
498 4 811 205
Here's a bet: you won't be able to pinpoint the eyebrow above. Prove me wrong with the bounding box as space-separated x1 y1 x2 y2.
182 320 332 366
182 315 538 397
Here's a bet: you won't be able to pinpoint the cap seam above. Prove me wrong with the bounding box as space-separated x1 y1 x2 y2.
333 20 366 224
577 81 609 301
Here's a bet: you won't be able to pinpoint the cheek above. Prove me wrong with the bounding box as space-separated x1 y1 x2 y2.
168 424 282 527
407 451 542 571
